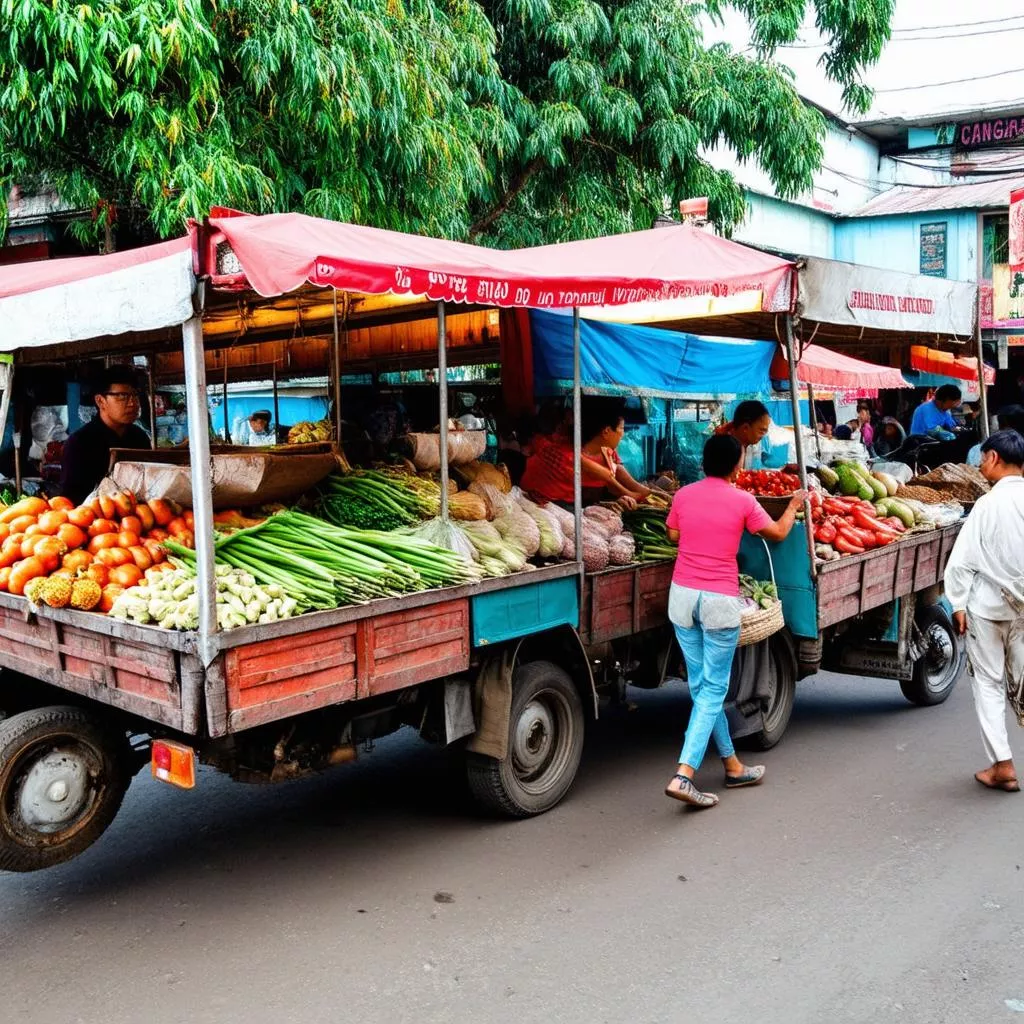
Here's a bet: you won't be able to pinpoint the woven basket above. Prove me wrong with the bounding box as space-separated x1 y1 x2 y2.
738 539 785 647
755 495 792 521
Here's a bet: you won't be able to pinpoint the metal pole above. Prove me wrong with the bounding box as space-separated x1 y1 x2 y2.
975 288 990 439
147 354 158 449
182 292 219 666
0 363 14 473
783 314 817 576
437 302 449 522
806 381 823 461
572 308 583 566
272 361 280 444
222 359 229 443
332 291 343 445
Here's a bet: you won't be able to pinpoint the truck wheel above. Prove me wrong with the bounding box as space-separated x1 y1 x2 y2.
466 660 585 818
743 636 796 751
0 706 131 873
900 604 964 707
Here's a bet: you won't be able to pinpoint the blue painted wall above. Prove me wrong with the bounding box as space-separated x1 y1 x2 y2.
834 210 978 281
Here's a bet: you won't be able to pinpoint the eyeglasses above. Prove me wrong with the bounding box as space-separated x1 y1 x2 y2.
101 391 142 403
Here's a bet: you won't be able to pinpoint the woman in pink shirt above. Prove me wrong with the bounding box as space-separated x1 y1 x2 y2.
664 434 804 809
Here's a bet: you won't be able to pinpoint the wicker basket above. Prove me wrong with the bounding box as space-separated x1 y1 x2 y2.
738 539 785 647
755 495 793 521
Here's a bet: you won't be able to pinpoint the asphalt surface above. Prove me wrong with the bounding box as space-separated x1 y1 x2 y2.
2 670 1022 1024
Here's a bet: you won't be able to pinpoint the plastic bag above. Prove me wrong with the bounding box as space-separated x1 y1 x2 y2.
608 533 635 565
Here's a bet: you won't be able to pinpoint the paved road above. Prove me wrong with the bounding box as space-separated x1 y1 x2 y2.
2 672 1022 1024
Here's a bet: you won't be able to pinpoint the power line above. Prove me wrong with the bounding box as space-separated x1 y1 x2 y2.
875 67 1024 93
892 15 1024 33
780 23 1024 47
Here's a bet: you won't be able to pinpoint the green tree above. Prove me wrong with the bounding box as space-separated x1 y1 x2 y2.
0 0 893 247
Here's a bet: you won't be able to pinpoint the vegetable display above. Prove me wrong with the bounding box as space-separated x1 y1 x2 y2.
739 575 778 609
736 469 801 497
317 471 438 529
109 561 299 630
621 506 678 562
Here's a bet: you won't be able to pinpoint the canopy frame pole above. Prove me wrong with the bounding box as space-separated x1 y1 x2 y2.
222 359 229 443
182 287 219 666
784 314 817 578
0 364 14 478
272 361 280 444
437 302 449 523
332 291 343 445
975 289 990 440
572 308 583 572
806 381 822 462
147 353 158 450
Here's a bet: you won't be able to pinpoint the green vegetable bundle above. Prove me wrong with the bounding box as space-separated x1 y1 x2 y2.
621 507 678 562
317 471 434 530
169 509 481 612
739 574 778 609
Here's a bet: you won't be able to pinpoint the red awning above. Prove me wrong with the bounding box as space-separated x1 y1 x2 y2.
771 344 911 390
205 211 795 311
0 237 195 351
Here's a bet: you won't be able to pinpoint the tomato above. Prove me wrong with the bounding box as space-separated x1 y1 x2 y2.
108 564 143 588
35 509 68 535
56 523 88 550
85 563 110 587
96 547 132 567
135 504 155 532
9 514 37 535
99 584 125 613
127 545 153 570
66 506 95 529
88 519 117 538
119 515 143 537
116 530 141 549
88 533 122 554
8 556 46 596
62 550 94 572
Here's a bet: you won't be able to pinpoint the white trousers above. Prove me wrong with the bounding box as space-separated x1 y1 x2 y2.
966 614 1024 764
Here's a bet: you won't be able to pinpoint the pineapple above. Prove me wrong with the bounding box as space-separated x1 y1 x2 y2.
23 577 47 604
70 578 102 611
40 575 73 609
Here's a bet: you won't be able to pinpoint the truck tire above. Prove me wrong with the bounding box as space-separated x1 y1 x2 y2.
900 603 964 707
466 660 585 818
0 706 131 873
742 635 797 751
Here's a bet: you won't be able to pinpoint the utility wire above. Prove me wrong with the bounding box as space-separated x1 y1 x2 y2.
875 67 1024 93
781 24 1024 47
891 15 1024 33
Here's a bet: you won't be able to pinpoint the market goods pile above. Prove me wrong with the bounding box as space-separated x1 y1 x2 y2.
0 490 191 609
621 506 677 562
736 469 801 497
109 561 299 630
740 574 778 610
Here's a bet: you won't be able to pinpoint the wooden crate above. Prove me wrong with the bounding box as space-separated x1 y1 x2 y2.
816 523 962 629
222 598 471 733
0 602 199 731
580 563 674 644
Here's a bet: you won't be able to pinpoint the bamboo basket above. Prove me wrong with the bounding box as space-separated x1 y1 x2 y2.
738 540 785 647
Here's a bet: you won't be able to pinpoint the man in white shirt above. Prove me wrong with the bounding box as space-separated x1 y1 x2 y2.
944 430 1024 792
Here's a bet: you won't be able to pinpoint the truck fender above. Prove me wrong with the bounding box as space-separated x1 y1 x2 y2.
466 626 598 761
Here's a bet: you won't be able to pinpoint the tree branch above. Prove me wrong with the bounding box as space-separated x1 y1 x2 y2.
467 156 545 239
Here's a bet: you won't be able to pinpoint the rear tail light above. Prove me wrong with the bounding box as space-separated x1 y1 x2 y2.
151 740 196 790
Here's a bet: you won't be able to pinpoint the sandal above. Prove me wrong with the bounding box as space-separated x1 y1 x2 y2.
975 770 1021 792
724 765 766 789
665 774 719 809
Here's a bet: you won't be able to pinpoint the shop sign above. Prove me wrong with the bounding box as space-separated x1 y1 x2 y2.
1011 188 1024 273
955 115 1024 151
919 222 947 278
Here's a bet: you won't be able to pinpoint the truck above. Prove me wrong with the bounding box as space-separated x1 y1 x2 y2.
0 214 974 872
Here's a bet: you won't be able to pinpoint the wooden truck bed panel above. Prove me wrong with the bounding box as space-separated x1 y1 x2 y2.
221 598 471 734
0 601 199 731
580 563 674 644
816 523 961 629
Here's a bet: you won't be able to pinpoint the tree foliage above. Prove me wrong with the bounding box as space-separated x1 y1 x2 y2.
0 0 893 246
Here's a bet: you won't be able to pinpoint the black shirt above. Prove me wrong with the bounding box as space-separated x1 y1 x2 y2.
59 416 151 505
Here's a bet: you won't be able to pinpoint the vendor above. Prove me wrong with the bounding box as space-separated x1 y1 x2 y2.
521 397 652 509
716 400 771 467
909 384 962 438
59 367 150 504
873 416 906 458
232 410 275 446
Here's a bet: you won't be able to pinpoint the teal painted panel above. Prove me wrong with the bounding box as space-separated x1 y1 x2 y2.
882 599 900 643
738 527 818 639
472 576 579 647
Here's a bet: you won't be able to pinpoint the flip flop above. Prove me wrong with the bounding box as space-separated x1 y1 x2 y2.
724 765 766 789
975 771 1021 792
665 774 719 809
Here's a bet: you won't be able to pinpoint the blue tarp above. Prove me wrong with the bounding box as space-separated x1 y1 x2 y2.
530 310 776 398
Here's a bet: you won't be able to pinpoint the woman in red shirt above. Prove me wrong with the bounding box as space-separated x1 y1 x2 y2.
663 433 803 809
521 398 651 508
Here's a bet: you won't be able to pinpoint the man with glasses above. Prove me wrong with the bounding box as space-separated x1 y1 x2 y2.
59 367 151 504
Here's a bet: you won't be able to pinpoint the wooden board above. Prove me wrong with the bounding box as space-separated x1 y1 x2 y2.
816 523 962 629
0 603 196 731
580 562 674 644
221 598 470 734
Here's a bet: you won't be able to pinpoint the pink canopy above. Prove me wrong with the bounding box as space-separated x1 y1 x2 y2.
204 211 794 311
771 344 911 390
0 237 194 351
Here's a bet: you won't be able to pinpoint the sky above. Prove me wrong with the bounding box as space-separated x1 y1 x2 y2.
705 1 1024 121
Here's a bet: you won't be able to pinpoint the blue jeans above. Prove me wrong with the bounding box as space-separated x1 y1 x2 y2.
674 610 741 770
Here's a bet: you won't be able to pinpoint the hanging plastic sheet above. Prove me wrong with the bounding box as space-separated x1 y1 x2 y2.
529 310 776 398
